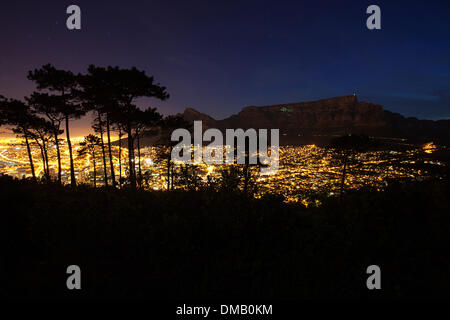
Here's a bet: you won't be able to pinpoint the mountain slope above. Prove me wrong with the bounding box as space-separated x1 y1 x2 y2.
180 95 450 145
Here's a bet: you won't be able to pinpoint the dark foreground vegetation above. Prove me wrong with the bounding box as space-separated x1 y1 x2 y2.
1 175 449 300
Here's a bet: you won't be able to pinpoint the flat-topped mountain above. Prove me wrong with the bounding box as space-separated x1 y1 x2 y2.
181 95 450 145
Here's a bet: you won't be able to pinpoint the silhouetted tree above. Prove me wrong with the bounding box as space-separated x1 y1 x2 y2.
178 164 202 191
92 114 109 186
27 116 55 180
26 92 65 183
133 107 162 187
241 138 261 197
78 65 124 187
107 66 169 189
1 98 37 180
0 95 7 126
330 134 373 202
157 115 191 190
114 124 124 186
218 166 242 193
28 64 85 186
78 134 102 187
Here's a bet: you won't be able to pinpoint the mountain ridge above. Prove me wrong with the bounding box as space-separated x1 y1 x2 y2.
178 95 450 145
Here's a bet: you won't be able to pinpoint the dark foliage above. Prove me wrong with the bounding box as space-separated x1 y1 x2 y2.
1 176 449 300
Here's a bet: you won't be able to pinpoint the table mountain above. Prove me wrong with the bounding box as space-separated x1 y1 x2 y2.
181 95 450 145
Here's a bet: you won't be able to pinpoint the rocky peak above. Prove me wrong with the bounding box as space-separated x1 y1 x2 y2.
182 108 217 128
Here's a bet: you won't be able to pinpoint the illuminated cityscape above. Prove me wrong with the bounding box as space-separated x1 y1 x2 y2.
0 137 444 205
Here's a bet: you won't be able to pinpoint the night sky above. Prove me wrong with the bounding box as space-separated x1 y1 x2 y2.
1 0 450 135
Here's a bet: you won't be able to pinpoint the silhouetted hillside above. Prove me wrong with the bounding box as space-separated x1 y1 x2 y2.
1 175 449 299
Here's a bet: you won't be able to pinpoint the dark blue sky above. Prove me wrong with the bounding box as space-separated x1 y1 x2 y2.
1 0 449 134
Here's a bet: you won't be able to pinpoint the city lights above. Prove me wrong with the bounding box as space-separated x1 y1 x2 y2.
0 137 443 204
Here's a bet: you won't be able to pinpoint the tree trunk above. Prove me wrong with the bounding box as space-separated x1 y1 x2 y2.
35 139 47 179
92 151 97 188
243 164 249 196
24 134 36 180
54 130 62 184
42 138 50 180
100 130 108 187
106 114 116 187
127 125 136 189
65 115 76 186
118 128 122 187
167 148 171 190
137 134 142 187
97 113 108 187
339 155 348 203
40 148 47 177
171 165 174 190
